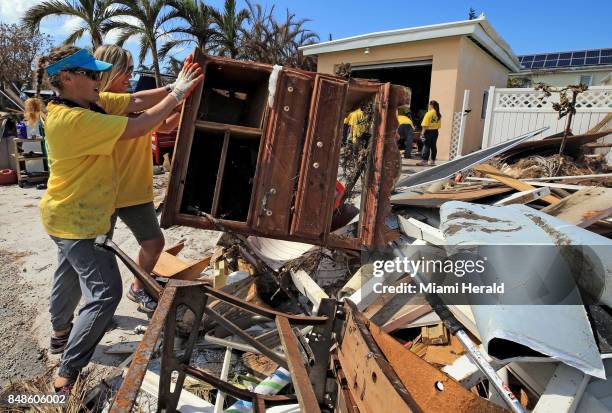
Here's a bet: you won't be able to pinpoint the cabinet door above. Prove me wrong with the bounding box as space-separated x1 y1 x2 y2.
290 75 348 240
249 70 314 236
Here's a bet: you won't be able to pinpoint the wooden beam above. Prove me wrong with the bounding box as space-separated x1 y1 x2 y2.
473 164 561 204
466 177 588 191
541 187 612 228
290 270 329 312
587 113 612 134
493 186 551 206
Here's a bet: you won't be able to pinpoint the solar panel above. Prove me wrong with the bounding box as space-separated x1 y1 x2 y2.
517 48 611 70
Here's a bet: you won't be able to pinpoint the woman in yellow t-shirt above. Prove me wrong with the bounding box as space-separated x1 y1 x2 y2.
417 100 442 166
94 45 180 314
34 46 203 392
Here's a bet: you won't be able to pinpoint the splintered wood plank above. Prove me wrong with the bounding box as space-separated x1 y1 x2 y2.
493 187 552 206
473 164 561 204
152 252 211 281
368 317 507 413
339 305 505 413
391 187 513 207
541 187 612 228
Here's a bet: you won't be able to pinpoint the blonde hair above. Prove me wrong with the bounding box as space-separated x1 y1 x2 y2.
24 98 45 127
93 45 133 92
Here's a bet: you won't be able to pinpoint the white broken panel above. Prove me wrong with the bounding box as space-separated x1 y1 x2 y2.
533 363 589 413
439 201 609 379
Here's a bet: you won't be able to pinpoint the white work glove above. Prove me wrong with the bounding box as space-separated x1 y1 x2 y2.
169 63 201 103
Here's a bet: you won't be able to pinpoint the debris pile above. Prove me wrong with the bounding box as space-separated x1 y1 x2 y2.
90 55 610 412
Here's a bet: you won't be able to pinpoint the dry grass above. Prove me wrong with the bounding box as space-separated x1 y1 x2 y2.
0 365 107 413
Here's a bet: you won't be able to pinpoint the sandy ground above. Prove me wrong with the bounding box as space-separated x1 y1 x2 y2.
0 173 221 388
0 158 429 388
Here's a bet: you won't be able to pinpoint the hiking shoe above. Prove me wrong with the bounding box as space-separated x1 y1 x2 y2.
50 324 72 355
127 285 157 313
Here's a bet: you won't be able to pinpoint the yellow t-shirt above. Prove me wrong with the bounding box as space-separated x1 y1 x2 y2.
39 94 129 239
98 92 155 208
397 115 414 127
421 109 441 129
347 109 367 143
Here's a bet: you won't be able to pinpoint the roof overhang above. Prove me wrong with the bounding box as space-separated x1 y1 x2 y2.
299 16 520 72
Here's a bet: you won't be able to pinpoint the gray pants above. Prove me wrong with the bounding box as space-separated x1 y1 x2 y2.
49 236 122 380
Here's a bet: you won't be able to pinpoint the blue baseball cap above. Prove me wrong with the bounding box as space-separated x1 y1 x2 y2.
46 49 113 76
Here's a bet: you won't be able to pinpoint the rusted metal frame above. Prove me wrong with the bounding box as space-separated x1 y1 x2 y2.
203 285 328 325
94 235 162 300
276 316 322 413
160 48 207 228
331 354 360 413
203 306 289 369
109 285 178 413
158 283 209 413
183 365 297 405
253 395 267 413
343 300 424 413
210 129 231 217
307 298 339 404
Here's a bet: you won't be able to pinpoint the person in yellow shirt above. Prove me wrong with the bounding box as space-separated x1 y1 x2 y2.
34 46 203 392
417 100 442 166
396 105 415 159
346 108 368 144
94 45 180 314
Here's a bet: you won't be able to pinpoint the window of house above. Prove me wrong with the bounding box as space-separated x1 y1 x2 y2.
579 74 593 86
481 91 488 119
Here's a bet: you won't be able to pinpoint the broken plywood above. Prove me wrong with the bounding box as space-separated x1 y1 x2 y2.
473 164 561 204
541 187 612 228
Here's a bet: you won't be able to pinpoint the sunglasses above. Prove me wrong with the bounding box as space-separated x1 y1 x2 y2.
70 69 101 81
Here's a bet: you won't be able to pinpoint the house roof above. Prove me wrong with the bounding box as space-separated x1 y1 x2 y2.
517 48 612 73
299 15 520 72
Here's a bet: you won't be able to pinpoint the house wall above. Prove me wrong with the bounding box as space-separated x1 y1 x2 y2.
455 37 510 154
315 37 463 159
510 69 612 87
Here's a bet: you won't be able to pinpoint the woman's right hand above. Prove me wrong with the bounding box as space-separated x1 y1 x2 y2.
170 57 204 103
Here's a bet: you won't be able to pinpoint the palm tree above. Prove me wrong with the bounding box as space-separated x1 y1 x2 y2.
160 0 216 60
22 0 118 49
105 0 174 87
240 4 318 69
209 0 249 59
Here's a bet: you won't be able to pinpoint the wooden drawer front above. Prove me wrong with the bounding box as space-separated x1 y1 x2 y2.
250 71 314 236
290 76 348 240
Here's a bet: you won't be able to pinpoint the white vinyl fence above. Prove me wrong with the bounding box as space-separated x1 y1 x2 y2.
482 85 612 148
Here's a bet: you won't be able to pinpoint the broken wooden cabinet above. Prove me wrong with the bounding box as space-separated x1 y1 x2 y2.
162 50 406 249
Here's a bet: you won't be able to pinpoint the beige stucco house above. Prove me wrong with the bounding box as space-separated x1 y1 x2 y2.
300 16 520 160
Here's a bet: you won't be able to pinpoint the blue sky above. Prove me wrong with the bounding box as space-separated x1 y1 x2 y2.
1 0 611 68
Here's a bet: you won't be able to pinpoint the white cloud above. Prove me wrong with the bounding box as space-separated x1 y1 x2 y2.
103 15 140 45
0 0 39 24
